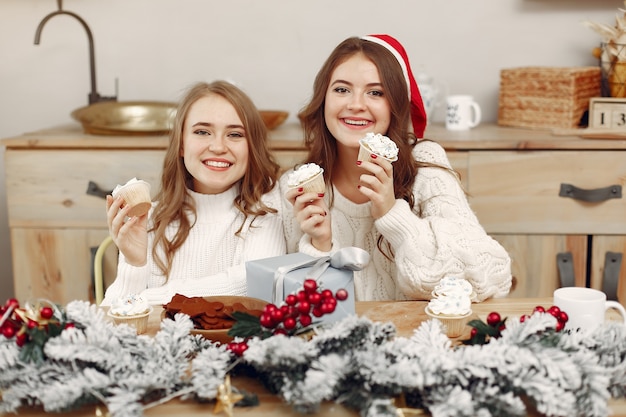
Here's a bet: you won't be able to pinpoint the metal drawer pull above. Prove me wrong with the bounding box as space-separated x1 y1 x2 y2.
557 252 575 288
86 181 113 199
602 251 622 301
559 183 622 202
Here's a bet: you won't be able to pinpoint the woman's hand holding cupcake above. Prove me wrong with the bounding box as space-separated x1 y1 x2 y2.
285 163 332 251
106 179 150 267
356 152 396 220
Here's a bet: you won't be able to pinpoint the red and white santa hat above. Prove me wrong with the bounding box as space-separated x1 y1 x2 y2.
361 34 427 138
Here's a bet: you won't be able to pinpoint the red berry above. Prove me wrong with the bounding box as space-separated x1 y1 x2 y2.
558 311 569 323
303 279 318 293
16 333 28 347
299 314 312 327
520 314 530 323
312 307 323 317
40 306 54 320
273 328 288 336
259 313 274 328
263 304 278 314
533 306 545 314
270 309 284 323
283 317 297 330
64 322 75 329
297 301 311 314
470 328 478 337
5 298 19 310
335 289 349 301
280 305 290 315
486 312 501 327
285 294 298 306
27 319 37 329
556 321 565 332
308 292 322 306
320 303 336 315
547 306 561 317
321 289 333 300
2 325 16 339
297 290 309 302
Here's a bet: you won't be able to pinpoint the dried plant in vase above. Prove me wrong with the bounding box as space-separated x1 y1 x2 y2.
583 1 626 97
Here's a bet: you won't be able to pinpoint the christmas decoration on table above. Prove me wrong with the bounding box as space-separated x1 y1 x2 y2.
463 304 569 345
2 296 626 417
226 278 350 356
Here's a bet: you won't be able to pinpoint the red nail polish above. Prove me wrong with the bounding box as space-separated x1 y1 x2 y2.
318 193 325 198
357 185 361 189
370 153 377 159
356 160 362 165
298 187 303 192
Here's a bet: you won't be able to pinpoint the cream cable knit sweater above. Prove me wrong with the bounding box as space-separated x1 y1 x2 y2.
102 185 286 306
279 140 512 302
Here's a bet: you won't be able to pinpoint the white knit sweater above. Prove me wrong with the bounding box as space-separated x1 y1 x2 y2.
279 140 512 302
102 185 286 306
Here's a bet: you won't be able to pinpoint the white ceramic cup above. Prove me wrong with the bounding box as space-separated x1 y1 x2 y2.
553 287 626 331
445 95 482 131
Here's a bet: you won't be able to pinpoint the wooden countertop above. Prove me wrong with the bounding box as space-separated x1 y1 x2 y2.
4 123 626 151
5 297 626 417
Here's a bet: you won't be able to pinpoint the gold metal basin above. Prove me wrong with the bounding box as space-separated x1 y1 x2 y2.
71 101 177 136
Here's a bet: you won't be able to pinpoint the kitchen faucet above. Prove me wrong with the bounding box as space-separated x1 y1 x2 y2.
34 0 116 105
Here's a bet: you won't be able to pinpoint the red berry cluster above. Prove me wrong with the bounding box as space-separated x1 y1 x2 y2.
0 298 73 349
227 279 349 355
521 305 569 331
465 305 570 345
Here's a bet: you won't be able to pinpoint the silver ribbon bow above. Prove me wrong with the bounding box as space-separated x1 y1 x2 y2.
272 247 370 305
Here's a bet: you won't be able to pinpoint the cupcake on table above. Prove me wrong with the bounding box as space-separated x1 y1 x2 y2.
425 276 474 338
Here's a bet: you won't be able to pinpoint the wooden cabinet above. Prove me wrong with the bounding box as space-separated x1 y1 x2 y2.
2 124 307 304
429 124 626 301
4 123 626 304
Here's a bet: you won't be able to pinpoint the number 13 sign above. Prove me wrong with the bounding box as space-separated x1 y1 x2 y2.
589 97 626 129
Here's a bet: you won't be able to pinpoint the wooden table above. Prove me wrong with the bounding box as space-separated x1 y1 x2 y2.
4 298 626 417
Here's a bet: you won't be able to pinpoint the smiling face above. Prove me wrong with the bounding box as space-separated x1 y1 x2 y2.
324 52 392 151
181 94 249 194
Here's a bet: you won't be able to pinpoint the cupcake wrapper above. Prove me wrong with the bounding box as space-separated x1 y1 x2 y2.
295 172 326 194
358 143 398 163
425 307 472 338
108 307 152 335
114 182 152 217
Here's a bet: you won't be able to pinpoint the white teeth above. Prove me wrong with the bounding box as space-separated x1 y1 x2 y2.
345 119 368 126
205 161 231 168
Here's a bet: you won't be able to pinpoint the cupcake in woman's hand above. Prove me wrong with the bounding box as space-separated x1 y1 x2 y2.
107 294 153 334
287 163 325 194
425 276 473 338
358 132 399 163
112 177 152 217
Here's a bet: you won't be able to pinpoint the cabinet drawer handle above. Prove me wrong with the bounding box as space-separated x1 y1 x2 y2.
559 183 622 202
602 251 622 301
557 252 575 287
86 181 113 199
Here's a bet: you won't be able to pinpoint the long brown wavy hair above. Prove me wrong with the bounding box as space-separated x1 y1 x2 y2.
299 36 420 209
299 37 457 259
150 80 281 278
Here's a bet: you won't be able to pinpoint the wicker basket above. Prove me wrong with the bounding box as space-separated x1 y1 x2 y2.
498 66 601 129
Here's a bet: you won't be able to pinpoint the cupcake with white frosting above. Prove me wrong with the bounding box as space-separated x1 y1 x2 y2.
425 276 473 338
358 133 399 163
107 294 152 334
287 163 325 194
112 177 152 217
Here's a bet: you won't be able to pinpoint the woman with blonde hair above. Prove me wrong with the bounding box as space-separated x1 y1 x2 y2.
103 80 285 305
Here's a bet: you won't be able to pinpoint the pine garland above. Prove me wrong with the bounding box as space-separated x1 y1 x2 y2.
1 300 626 417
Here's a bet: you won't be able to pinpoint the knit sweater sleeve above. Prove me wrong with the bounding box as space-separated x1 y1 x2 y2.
376 140 512 302
102 186 286 306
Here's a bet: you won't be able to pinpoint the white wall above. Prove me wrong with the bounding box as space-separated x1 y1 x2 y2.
0 0 621 299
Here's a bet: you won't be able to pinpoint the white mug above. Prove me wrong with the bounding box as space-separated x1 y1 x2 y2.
553 287 626 331
445 95 481 131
